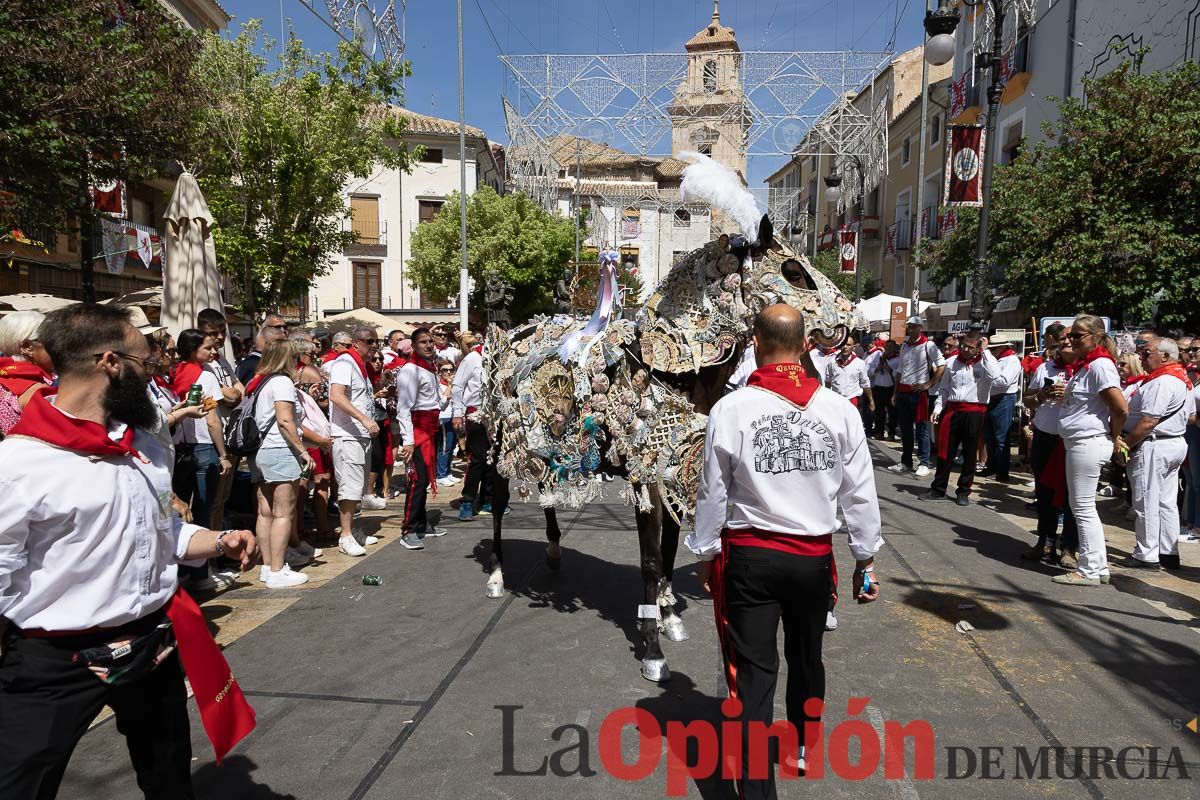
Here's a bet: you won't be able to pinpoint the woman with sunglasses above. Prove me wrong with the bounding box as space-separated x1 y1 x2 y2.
436 361 458 486
1052 314 1127 586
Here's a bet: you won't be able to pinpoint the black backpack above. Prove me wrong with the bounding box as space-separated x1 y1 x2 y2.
225 374 286 457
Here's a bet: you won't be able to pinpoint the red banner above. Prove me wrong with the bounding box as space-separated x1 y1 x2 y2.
884 223 897 258
919 207 930 240
839 229 858 274
939 207 959 236
944 125 985 206
999 48 1015 85
948 72 970 119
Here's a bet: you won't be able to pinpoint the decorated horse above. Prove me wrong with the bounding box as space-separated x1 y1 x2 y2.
476 153 864 681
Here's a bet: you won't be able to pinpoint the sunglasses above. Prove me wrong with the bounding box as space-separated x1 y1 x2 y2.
1066 332 1090 341
265 323 289 331
96 351 160 370
356 337 378 345
439 368 453 373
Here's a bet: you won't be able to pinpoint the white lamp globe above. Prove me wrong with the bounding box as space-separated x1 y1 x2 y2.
925 33 956 66
824 184 841 204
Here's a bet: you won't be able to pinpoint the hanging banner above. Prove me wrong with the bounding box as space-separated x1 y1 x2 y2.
839 229 858 274
99 217 130 274
948 72 970 120
92 177 125 216
884 223 898 258
939 207 959 236
919 207 930 240
135 228 154 266
998 48 1016 85
944 125 985 206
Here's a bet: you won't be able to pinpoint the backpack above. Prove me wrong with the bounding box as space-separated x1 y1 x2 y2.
225 374 287 457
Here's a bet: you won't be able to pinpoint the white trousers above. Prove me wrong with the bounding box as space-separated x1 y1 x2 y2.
1066 434 1113 578
1130 437 1187 563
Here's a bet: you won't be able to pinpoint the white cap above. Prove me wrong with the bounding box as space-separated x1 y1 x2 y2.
906 315 925 326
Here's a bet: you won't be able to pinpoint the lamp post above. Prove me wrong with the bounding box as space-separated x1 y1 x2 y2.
923 0 1004 331
824 154 867 303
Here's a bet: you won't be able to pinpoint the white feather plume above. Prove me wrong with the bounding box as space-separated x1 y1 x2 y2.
678 151 762 242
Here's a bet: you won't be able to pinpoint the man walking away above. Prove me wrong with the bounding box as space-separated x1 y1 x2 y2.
687 303 882 800
889 316 945 478
923 332 1001 506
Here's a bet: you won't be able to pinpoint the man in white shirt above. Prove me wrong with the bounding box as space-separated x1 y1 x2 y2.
980 336 1023 482
806 336 834 386
197 308 245 535
435 327 463 365
328 328 382 557
924 332 1001 505
452 332 489 520
888 316 945 478
687 303 882 797
380 329 406 363
0 303 257 798
824 335 874 414
395 328 448 549
1121 338 1192 571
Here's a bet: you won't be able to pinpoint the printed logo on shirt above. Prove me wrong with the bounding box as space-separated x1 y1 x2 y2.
750 412 835 474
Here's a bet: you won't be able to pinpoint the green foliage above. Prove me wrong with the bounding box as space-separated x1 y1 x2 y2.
571 255 645 309
913 207 980 300
407 187 578 322
0 0 204 233
193 20 414 314
918 59 1200 328
809 247 866 299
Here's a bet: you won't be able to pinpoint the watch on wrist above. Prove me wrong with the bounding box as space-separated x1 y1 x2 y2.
214 530 232 557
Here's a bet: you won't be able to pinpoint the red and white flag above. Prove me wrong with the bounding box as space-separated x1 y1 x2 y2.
919 207 930 241
998 48 1015 85
948 72 970 119
884 223 898 258
940 207 959 235
839 229 858 274
944 125 985 206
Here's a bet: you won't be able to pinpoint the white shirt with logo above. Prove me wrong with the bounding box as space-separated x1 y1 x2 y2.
328 354 374 440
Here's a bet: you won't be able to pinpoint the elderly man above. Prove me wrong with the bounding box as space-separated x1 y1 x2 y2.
0 304 257 798
328 328 382 556
1121 338 1192 571
687 303 882 798
236 312 289 384
888 316 945 478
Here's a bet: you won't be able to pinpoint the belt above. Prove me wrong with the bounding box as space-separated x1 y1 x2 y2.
1146 433 1184 441
17 607 168 641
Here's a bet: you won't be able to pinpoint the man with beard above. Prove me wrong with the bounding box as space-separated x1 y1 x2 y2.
0 303 258 798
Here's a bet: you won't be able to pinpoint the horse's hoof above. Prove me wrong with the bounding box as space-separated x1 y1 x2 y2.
485 580 505 599
545 554 561 572
660 582 678 607
641 658 671 683
659 616 689 643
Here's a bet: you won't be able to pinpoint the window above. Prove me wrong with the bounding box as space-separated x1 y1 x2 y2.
894 262 907 296
901 137 911 166
930 114 942 147
421 148 444 164
1002 119 1025 164
352 262 382 308
418 199 442 224
702 60 717 94
810 155 818 172
350 195 381 244
619 246 640 271
673 209 691 228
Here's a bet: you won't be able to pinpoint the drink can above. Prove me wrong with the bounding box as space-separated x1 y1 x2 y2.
186 384 204 406
362 574 383 586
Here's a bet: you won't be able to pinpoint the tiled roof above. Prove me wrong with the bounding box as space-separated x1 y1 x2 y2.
686 22 739 50
391 108 486 139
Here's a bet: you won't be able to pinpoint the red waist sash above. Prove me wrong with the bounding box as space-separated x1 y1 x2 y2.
411 408 439 494
722 527 833 556
936 401 988 461
898 383 931 423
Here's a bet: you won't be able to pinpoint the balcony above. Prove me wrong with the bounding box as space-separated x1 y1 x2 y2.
817 228 837 251
345 219 387 256
922 207 940 240
895 218 913 252
91 218 166 273
858 216 881 242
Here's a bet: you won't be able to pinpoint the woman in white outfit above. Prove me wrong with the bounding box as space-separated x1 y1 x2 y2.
1052 315 1128 586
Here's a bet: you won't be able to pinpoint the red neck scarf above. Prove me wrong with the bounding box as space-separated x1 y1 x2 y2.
1123 374 1149 389
958 350 981 366
996 347 1016 359
320 349 341 364
471 344 483 355
337 348 370 382
171 360 204 399
867 344 884 356
906 334 929 347
747 363 820 407
1145 362 1190 387
385 355 409 371
1078 345 1116 372
9 391 141 460
409 355 437 374
0 357 53 384
244 372 290 396
837 352 858 367
1052 356 1078 378
946 348 961 358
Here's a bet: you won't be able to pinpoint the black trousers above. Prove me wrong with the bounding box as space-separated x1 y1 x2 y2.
871 385 895 438
718 545 831 800
931 410 984 497
403 449 430 536
461 420 492 504
1028 428 1080 550
0 619 193 800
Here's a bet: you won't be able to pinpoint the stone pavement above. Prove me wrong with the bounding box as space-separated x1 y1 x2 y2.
61 444 1200 799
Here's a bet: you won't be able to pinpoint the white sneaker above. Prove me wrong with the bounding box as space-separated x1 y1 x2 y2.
825 611 838 631
1180 530 1200 544
886 463 909 474
338 536 367 557
265 564 309 588
352 529 380 546
914 465 931 478
437 476 458 487
285 547 311 568
294 541 323 559
360 495 387 510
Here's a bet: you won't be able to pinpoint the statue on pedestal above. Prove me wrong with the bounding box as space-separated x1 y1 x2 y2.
485 269 514 329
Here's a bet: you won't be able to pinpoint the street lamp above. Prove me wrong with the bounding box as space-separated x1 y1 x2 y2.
923 0 1005 330
823 174 842 205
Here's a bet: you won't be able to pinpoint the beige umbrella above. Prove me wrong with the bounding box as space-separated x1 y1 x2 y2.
161 172 224 342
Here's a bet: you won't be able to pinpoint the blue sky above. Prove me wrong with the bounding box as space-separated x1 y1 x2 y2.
221 0 928 183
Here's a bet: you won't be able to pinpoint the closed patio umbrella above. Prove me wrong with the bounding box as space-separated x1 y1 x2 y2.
161 172 223 341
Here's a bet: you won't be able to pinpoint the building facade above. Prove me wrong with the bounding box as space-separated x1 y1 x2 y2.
308 110 504 317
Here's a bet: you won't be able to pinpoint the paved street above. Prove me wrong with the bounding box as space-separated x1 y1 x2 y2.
65 441 1200 799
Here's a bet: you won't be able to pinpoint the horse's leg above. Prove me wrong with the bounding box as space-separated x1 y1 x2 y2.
657 510 689 642
635 482 670 682
485 473 510 598
544 506 563 570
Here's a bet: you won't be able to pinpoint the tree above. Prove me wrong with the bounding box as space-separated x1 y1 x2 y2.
407 187 577 323
192 21 414 315
809 247 879 300
922 58 1200 329
0 0 204 233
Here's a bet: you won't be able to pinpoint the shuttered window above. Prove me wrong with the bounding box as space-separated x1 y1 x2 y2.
352 262 382 308
418 200 443 224
350 196 381 244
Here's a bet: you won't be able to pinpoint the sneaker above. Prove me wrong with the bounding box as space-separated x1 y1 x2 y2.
824 611 838 631
211 569 240 589
294 541 323 559
1180 531 1200 544
399 533 425 550
914 465 931 478
338 536 367 557
920 490 947 502
458 500 475 521
423 525 448 538
265 564 309 588
285 547 311 568
1097 484 1115 497
887 463 910 474
954 494 970 506
1051 571 1100 586
360 495 387 510
389 489 402 499
477 503 493 515
437 476 460 486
